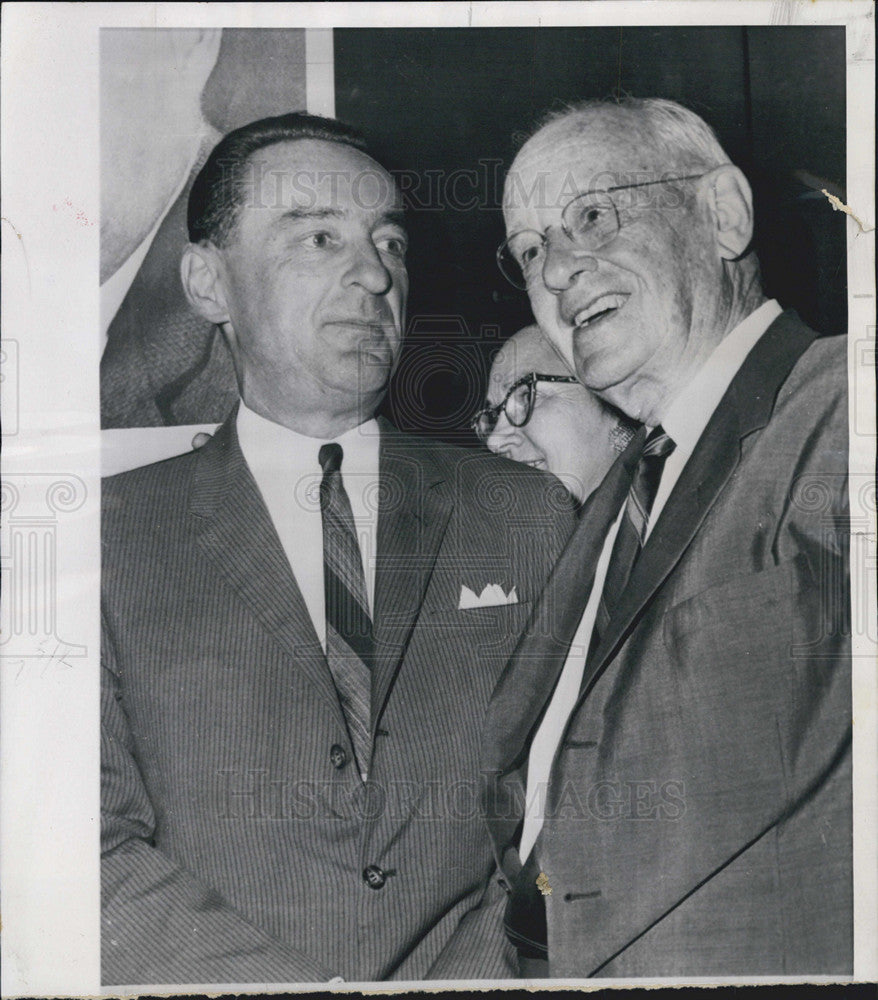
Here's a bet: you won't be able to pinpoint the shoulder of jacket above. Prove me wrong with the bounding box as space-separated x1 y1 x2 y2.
773 333 848 428
102 449 198 512
382 429 576 522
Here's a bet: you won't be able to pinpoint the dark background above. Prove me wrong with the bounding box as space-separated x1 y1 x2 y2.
335 26 848 442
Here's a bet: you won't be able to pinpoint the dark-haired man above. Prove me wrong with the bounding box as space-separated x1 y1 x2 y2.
482 97 851 977
101 113 575 986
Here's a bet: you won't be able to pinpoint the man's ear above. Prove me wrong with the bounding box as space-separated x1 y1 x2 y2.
703 164 755 261
180 243 230 325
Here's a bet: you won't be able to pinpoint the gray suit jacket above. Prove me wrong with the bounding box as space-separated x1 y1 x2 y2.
101 415 576 985
481 312 852 976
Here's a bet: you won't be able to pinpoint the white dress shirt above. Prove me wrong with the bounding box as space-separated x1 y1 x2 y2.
236 402 381 650
519 299 783 859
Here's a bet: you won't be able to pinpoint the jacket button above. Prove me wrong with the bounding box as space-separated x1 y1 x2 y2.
329 744 348 769
362 865 386 889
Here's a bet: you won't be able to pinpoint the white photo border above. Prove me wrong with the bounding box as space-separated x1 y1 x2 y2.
1 2 874 995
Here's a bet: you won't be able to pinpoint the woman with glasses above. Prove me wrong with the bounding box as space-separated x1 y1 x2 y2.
472 324 636 504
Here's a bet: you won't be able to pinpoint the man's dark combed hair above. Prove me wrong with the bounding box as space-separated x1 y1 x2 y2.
187 112 371 247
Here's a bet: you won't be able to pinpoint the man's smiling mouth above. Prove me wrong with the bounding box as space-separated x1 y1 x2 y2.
572 293 629 329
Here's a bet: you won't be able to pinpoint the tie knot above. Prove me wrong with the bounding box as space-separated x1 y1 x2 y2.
319 443 343 475
643 426 675 461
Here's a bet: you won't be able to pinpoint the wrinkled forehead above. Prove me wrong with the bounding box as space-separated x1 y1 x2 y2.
246 138 403 216
502 111 661 223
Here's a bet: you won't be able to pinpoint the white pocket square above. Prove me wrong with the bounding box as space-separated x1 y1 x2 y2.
458 584 518 609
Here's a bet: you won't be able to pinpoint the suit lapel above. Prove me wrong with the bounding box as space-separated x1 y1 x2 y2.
371 420 453 725
480 429 647 782
189 413 348 726
581 310 818 701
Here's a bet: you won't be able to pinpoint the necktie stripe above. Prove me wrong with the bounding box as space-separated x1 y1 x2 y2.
627 491 648 535
323 539 370 609
324 568 373 660
591 427 675 653
325 626 371 707
318 443 374 780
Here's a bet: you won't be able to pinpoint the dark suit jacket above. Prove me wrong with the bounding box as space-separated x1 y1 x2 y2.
481 312 852 976
101 414 576 985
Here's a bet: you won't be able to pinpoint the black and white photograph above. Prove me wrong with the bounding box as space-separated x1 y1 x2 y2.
1 3 875 996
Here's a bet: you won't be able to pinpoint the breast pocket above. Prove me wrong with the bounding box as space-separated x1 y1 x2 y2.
660 555 820 795
422 599 534 652
663 553 816 653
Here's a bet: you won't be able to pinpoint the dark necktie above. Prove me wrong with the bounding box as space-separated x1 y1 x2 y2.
593 426 676 646
319 443 373 780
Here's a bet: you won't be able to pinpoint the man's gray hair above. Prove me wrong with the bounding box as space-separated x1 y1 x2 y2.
537 96 732 175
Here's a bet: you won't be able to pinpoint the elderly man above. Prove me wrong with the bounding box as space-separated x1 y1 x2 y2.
473 323 635 503
101 112 575 986
481 97 850 976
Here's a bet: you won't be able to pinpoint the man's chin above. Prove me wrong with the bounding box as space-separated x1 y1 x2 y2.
571 347 626 404
352 348 394 386
571 346 599 389
344 366 390 407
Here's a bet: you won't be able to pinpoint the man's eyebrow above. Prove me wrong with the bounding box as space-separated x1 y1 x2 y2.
276 207 345 223
273 208 407 230
377 210 407 230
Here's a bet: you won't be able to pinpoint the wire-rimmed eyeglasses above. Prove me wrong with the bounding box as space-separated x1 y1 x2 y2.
497 173 708 290
471 372 578 442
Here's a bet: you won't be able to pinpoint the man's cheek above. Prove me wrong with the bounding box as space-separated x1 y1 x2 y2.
535 307 575 369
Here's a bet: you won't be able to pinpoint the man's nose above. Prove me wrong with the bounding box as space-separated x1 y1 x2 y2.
343 241 394 295
540 233 599 293
485 412 523 457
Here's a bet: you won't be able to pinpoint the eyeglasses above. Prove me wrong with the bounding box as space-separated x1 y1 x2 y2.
471 371 578 441
496 173 708 290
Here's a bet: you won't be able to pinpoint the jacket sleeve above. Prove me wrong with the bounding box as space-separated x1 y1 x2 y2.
417 872 516 981
101 617 336 987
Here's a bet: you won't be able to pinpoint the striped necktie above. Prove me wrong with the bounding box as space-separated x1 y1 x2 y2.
593 427 676 644
319 443 373 781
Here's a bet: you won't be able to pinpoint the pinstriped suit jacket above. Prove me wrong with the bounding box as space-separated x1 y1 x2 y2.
101 414 576 986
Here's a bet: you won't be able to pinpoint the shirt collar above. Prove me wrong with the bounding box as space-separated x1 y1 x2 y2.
236 400 381 477
661 299 783 456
